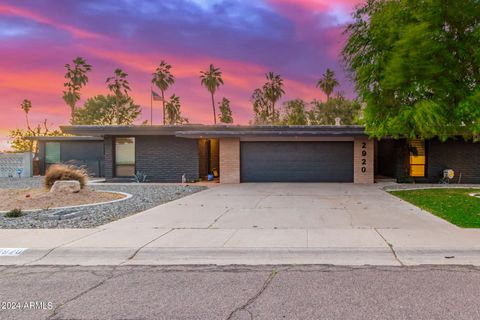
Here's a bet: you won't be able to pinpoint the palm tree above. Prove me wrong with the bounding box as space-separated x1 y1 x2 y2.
106 68 131 122
316 68 339 101
200 64 224 124
263 72 285 122
20 99 32 130
165 94 188 124
152 60 175 125
63 57 92 123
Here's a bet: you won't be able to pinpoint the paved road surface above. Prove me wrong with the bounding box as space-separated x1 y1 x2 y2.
1 265 480 320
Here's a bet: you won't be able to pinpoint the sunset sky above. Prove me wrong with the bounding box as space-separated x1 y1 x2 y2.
0 0 361 150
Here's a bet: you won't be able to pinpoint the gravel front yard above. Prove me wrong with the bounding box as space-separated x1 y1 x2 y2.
0 178 206 229
0 188 125 211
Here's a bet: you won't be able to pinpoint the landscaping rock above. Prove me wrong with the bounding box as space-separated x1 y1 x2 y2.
0 178 206 229
50 180 81 193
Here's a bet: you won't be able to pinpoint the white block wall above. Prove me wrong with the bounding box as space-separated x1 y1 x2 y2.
0 152 33 177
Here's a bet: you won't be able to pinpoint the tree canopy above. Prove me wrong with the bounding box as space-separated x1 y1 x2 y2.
74 94 141 125
62 57 92 123
282 99 308 125
308 93 362 125
218 97 233 124
343 0 480 140
9 101 62 154
200 64 224 124
263 72 285 123
316 68 339 101
164 94 188 125
152 60 175 124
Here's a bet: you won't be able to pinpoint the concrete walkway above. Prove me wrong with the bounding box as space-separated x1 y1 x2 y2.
2 183 480 266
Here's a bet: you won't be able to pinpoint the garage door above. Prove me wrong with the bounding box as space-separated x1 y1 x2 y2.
240 141 354 182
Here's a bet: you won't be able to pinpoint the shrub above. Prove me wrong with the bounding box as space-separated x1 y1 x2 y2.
5 208 23 218
44 164 88 189
134 171 147 183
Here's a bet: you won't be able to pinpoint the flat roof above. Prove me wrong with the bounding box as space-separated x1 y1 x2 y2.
26 136 104 141
61 125 367 137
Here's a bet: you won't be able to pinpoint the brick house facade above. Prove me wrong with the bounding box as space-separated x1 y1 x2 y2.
55 125 480 185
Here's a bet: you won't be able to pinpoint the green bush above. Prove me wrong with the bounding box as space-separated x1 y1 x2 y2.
5 208 23 218
44 164 88 189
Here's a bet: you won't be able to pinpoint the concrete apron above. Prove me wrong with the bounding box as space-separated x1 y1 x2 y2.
3 226 480 266
3 183 480 266
4 246 480 267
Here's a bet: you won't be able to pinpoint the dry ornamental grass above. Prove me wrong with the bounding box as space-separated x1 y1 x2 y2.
44 164 88 189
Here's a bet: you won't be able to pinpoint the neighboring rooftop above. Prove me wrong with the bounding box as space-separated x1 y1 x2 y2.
25 136 104 141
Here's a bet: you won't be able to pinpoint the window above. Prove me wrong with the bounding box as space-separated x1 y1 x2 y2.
115 137 135 177
409 139 426 177
45 142 60 164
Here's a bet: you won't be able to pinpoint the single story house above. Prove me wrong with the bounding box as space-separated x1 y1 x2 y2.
33 124 479 185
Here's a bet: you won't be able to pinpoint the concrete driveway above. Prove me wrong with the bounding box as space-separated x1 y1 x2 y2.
5 183 480 266
106 182 452 230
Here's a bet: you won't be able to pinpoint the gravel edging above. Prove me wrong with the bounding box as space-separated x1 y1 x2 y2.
0 178 206 229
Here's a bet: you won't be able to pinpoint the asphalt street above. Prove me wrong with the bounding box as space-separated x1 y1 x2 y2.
1 265 480 320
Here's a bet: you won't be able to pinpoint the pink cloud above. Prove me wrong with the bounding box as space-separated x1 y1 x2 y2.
0 4 105 39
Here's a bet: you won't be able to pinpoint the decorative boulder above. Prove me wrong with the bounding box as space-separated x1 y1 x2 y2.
50 180 81 193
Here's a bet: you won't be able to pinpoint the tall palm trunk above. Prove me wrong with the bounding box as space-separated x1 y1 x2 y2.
272 102 275 123
161 91 166 125
70 105 75 124
25 113 31 131
211 92 217 124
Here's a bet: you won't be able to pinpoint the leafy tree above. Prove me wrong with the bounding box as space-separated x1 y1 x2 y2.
307 93 362 125
263 72 285 123
9 101 62 155
218 97 233 124
152 60 175 125
342 0 480 140
316 68 338 101
62 57 92 123
251 88 272 124
106 68 131 113
74 95 141 125
164 94 188 125
200 64 224 124
281 99 308 125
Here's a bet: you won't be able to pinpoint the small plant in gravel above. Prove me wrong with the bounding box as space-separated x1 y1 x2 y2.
134 171 147 183
5 208 23 218
45 164 88 189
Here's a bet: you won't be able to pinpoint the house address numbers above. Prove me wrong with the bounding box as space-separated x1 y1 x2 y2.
361 142 367 173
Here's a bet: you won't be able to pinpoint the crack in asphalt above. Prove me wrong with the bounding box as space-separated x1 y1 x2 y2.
46 267 122 320
374 228 405 266
226 268 278 320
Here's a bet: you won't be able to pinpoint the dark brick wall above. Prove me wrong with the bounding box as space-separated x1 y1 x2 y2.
135 135 199 182
105 135 199 182
423 139 480 183
378 138 480 183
